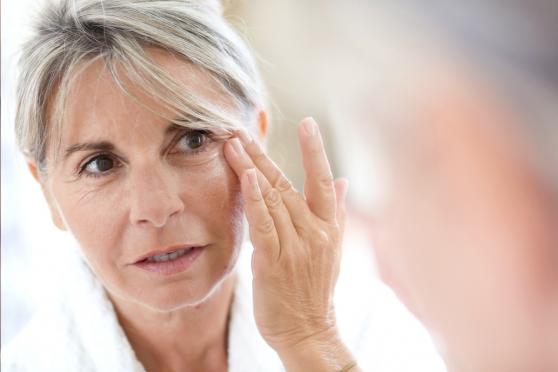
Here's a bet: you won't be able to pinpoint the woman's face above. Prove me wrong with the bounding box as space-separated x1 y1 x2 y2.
39 50 245 311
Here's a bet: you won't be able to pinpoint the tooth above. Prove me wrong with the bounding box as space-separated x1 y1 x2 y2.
144 247 196 264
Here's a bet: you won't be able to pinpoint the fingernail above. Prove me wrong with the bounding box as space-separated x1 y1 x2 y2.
302 117 317 137
237 129 253 145
230 138 244 156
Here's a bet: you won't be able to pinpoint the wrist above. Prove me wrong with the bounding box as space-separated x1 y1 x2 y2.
275 328 358 372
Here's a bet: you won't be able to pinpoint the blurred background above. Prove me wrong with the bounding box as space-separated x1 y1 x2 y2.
1 0 78 347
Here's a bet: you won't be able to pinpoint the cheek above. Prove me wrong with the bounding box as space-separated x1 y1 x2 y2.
51 183 126 280
177 152 244 245
171 154 244 285
52 178 118 233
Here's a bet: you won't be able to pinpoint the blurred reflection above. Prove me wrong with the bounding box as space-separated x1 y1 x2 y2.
317 1 558 371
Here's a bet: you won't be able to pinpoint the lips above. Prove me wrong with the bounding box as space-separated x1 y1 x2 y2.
144 247 193 262
133 245 207 276
134 245 203 264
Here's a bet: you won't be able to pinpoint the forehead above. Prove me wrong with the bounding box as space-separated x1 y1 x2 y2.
58 48 235 146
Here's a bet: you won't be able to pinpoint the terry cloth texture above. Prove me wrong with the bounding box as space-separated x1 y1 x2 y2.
2 240 446 371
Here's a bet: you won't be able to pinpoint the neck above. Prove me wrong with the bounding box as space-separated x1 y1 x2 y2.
110 273 236 372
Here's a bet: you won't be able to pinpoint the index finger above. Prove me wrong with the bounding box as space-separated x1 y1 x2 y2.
298 117 337 222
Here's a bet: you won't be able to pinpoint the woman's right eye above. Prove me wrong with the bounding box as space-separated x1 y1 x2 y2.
80 154 118 177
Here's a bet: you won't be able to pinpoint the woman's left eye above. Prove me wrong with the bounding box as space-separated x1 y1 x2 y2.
173 130 211 154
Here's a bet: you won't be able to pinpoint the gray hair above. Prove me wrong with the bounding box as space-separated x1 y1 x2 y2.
15 0 265 172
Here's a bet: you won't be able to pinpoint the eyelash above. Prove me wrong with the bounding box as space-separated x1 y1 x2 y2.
78 130 214 179
168 129 213 157
78 153 121 179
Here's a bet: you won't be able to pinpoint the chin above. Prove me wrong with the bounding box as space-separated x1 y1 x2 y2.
107 239 243 312
132 264 239 313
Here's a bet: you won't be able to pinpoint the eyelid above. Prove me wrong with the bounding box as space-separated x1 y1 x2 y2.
167 128 215 154
78 152 121 175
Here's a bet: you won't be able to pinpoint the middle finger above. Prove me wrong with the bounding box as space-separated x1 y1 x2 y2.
235 129 312 226
223 138 297 247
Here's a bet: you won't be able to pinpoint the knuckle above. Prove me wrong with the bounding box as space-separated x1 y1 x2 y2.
264 188 282 208
252 148 268 163
273 175 293 193
315 229 331 247
257 218 276 235
248 188 263 202
317 173 334 189
296 223 331 247
293 220 310 235
309 141 323 155
323 217 340 229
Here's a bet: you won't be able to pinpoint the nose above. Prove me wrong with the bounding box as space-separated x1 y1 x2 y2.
128 164 185 228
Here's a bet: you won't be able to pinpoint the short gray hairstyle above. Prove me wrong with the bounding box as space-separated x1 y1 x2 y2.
15 0 265 172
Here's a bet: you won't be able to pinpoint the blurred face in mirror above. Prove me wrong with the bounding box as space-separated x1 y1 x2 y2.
34 49 246 312
365 62 558 370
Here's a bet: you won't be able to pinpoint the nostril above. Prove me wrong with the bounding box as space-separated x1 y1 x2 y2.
130 195 184 228
127 170 185 227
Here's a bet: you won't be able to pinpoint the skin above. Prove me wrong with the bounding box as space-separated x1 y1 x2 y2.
361 61 558 372
29 48 359 371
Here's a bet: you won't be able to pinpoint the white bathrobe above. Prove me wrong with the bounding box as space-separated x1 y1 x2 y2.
2 241 446 371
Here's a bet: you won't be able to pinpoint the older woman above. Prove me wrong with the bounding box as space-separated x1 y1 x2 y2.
1 0 368 371
3 0 450 371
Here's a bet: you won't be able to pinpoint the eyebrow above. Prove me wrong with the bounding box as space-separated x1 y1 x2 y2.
63 123 190 161
165 123 188 135
64 141 115 161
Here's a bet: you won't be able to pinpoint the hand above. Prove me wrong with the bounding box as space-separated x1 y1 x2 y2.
224 117 356 371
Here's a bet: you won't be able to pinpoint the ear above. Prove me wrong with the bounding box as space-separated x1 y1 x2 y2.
27 160 41 183
256 109 269 141
27 161 67 231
